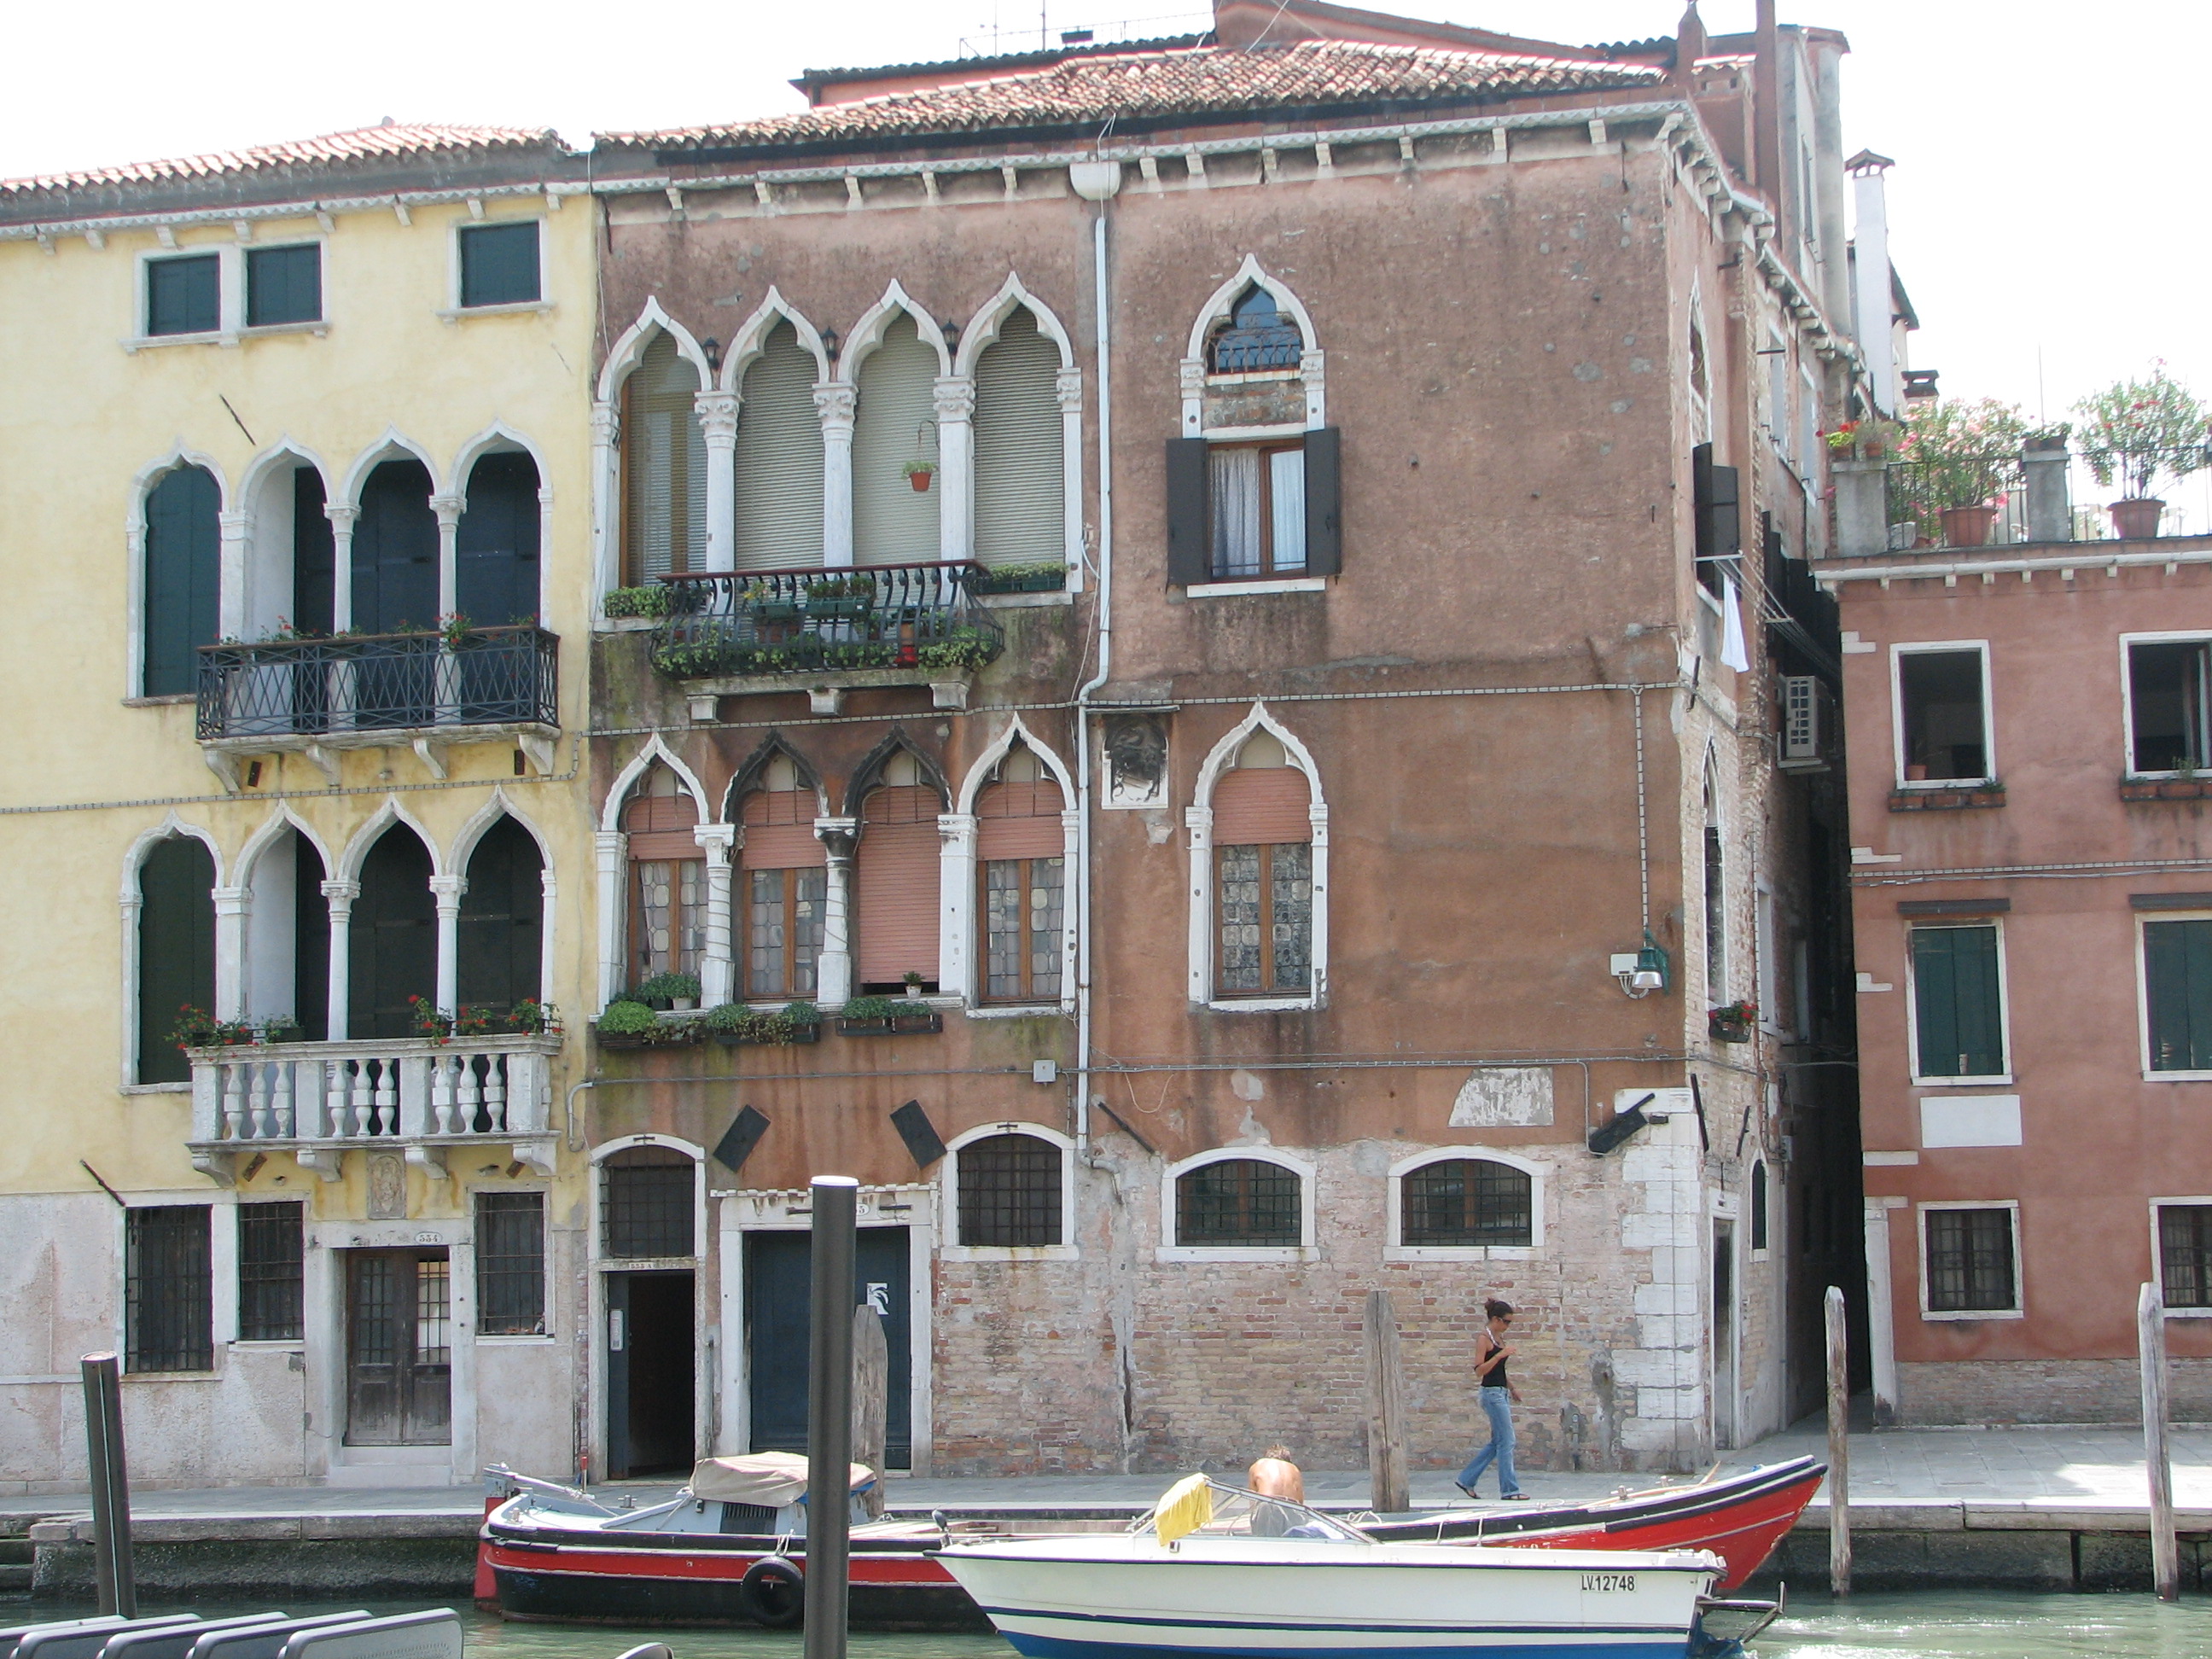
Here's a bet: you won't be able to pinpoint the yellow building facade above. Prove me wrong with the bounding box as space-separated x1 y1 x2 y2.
0 126 600 1487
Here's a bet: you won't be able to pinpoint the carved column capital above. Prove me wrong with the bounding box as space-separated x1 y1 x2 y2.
428 873 467 913
696 391 741 445
323 504 360 530
813 381 857 437
1056 367 1085 412
430 494 464 528
932 377 976 424
591 401 620 445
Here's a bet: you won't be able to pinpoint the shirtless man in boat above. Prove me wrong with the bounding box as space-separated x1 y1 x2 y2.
1249 1445 1305 1503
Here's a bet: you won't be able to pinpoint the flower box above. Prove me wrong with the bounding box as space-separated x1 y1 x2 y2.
835 1011 943 1038
1889 784 2006 812
2121 776 2212 801
975 567 1068 595
596 1021 703 1051
1708 1015 1753 1045
710 1023 821 1047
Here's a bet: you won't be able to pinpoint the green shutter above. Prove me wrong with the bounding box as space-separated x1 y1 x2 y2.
147 254 219 336
734 323 826 571
246 245 321 327
1912 925 2005 1078
973 309 1064 568
143 466 221 696
137 837 217 1085
459 223 539 307
2146 918 2212 1071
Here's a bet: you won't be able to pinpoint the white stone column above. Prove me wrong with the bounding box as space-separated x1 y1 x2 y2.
1057 366 1086 589
218 509 251 641
816 383 857 568
595 831 627 1011
696 824 737 1006
538 867 558 1008
589 401 621 605
815 818 858 1005
934 378 975 563
212 885 250 1022
323 879 359 1041
324 505 359 632
1863 1197 1901 1426
430 873 465 1014
1184 805 1214 1005
938 814 977 1002
696 392 740 573
431 494 463 620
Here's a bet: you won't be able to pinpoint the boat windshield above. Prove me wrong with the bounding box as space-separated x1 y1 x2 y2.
1132 1481 1371 1544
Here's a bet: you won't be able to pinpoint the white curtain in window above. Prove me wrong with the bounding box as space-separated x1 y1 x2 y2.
1268 448 1307 572
1209 447 1261 577
853 313 940 566
734 321 826 572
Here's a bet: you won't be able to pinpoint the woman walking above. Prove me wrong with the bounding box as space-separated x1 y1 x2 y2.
1456 1299 1528 1500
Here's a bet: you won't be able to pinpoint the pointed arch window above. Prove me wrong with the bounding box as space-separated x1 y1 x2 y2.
137 835 217 1084
1209 285 1304 374
458 452 541 626
242 825 329 1042
853 314 940 566
976 746 1066 1003
856 750 943 992
735 320 826 571
741 755 824 999
624 768 702 986
352 825 436 1040
623 334 707 585
143 465 221 697
974 307 1064 569
1213 732 1313 998
459 818 544 1011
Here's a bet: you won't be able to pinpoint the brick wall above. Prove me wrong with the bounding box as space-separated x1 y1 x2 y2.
1899 1358 2212 1425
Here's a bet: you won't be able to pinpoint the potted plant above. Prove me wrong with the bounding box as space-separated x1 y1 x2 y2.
170 1004 255 1051
903 458 935 493
632 972 702 1012
407 995 455 1045
2074 364 2212 541
602 585 672 620
259 1016 307 1045
975 560 1068 595
596 1000 702 1049
1708 1000 1758 1044
902 969 926 1001
783 1000 823 1043
706 1002 789 1045
505 998 562 1036
916 627 1001 672
1894 398 2029 547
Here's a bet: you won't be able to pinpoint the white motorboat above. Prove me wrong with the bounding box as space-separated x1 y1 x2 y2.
933 1479 1773 1659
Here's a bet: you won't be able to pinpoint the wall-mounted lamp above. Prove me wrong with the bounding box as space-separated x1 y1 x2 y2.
940 318 962 352
1609 933 1672 998
818 325 841 361
702 336 722 372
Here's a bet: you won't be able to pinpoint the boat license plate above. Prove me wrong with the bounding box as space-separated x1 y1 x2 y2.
1581 1573 1638 1592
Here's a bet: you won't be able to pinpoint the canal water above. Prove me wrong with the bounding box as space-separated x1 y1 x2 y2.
25 1593 2209 1659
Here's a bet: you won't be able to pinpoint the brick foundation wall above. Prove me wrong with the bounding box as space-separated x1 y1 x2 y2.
1898 1358 2212 1424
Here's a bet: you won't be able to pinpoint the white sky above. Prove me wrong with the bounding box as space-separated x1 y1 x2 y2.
5 1 2202 420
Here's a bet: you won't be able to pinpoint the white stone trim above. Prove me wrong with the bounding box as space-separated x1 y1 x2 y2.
119 814 227 1092
1186 704 1328 1010
234 439 335 642
1155 1146 1318 1262
599 734 713 832
945 716 1080 1008
716 285 833 393
1889 638 1996 792
2150 1196 2212 1317
940 1121 1079 1262
127 444 230 699
1179 255 1325 436
1383 1145 1547 1262
835 279 952 384
586 1133 710 1480
597 297 713 404
445 212 547 316
1916 1199 2026 1321
1901 914 2014 1089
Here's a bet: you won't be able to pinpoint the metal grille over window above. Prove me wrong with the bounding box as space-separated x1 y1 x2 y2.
415 1258 452 1365
958 1133 1063 1248
1400 1160 1533 1248
476 1191 546 1334
603 1148 696 1258
1208 286 1302 373
2160 1205 2212 1308
1177 1158 1301 1246
237 1202 304 1342
126 1205 212 1372
1925 1208 2016 1313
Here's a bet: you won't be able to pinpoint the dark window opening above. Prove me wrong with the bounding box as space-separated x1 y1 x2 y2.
1703 820 1726 1001
147 254 219 336
237 1202 304 1342
1208 285 1302 373
459 222 541 308
1750 1161 1769 1253
2159 1204 2212 1309
1911 924 2005 1079
476 1191 546 1334
1175 1158 1301 1247
1400 1159 1532 1247
127 1205 212 1372
1900 649 1989 783
1925 1207 2017 1313
956 1133 1063 1248
602 1148 696 1259
2129 639 2211 774
1208 442 1307 579
2145 917 2212 1073
246 244 322 328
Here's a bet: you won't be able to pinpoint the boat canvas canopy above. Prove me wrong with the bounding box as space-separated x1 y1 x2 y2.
688 1452 872 1505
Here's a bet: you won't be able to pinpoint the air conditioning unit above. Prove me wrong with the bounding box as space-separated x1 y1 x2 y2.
1780 675 1835 771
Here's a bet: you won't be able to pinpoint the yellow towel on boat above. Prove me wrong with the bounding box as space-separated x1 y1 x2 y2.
1153 1475 1213 1546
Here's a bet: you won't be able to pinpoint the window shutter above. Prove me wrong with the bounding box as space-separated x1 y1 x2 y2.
2148 918 2212 1071
458 818 544 1009
1302 427 1342 576
1212 766 1312 844
742 788 825 869
1694 442 1740 561
457 451 542 624
1165 438 1210 586
1912 927 2002 1076
735 323 826 571
352 460 439 635
624 335 707 584
976 777 1066 859
974 310 1065 568
459 223 540 307
856 784 942 985
853 315 942 567
137 836 217 1084
143 466 221 696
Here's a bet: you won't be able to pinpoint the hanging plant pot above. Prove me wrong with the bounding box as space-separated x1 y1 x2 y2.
906 469 935 492
2110 498 2166 540
1937 504 1999 548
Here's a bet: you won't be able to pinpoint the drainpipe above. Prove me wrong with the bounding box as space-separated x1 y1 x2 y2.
1068 160 1121 1156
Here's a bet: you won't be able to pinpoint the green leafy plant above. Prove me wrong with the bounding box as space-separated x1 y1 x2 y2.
437 613 475 649
170 1004 255 1051
597 1000 659 1035
653 639 742 678
1709 1000 1759 1024
916 628 1000 671
820 639 898 670
841 995 898 1022
602 585 672 620
506 998 560 1035
259 1016 307 1045
903 969 925 989
2074 364 2212 499
806 574 877 602
783 1001 821 1027
901 459 936 479
632 972 701 1006
974 560 1067 594
1890 398 2031 534
707 1003 797 1043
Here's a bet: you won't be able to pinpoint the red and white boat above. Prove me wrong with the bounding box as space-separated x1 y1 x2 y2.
479 1452 1822 1630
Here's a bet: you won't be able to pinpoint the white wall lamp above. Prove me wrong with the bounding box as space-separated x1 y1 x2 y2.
1610 934 1672 998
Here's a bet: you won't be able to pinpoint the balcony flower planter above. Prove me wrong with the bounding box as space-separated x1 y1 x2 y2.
1937 504 1999 547
2121 776 2212 801
705 1004 824 1046
1707 1003 1757 1045
835 998 944 1037
975 563 1068 595
595 1023 703 1051
808 600 874 622
2110 498 2166 540
1889 783 2006 812
711 1023 821 1047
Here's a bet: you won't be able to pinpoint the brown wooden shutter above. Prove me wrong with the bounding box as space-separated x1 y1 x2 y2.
976 777 1066 860
857 785 942 984
1165 437 1210 586
742 788 824 869
1302 426 1341 576
623 787 701 859
1213 766 1312 843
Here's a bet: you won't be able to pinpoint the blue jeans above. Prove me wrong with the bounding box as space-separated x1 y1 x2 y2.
1457 1387 1520 1495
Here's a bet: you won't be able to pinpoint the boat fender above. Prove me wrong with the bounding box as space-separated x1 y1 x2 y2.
737 1557 806 1628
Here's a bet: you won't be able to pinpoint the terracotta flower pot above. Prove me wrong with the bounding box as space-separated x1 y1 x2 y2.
2110 498 2165 540
1938 504 2000 547
907 469 934 492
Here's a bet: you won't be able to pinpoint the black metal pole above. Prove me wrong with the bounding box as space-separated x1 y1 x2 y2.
80 1353 135 1617
802 1177 858 1659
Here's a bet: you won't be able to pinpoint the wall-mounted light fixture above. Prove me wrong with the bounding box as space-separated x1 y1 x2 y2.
702 335 722 373
1609 933 1672 998
819 325 841 361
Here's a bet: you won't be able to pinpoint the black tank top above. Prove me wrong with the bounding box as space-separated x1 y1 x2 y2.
1481 1333 1511 1393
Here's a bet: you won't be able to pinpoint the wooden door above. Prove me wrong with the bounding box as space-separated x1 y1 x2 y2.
346 1249 451 1446
744 1227 911 1466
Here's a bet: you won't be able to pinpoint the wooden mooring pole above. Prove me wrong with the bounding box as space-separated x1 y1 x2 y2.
1364 1289 1408 1514
804 1177 859 1659
80 1353 135 1617
1824 1285 1850 1599
852 1301 889 1521
2139 1281 2179 1602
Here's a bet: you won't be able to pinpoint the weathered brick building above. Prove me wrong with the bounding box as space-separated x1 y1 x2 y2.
572 0 1877 1480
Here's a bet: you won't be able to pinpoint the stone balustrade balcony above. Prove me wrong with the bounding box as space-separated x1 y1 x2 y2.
186 1034 561 1185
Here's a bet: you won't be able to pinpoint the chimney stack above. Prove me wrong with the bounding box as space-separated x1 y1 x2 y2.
1848 150 1897 416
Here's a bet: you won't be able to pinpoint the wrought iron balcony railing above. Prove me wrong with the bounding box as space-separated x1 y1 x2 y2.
195 626 558 742
649 562 1004 681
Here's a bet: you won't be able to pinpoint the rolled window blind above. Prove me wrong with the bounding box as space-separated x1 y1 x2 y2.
1212 766 1313 844
853 313 941 567
742 787 825 869
623 333 707 584
856 783 942 984
976 777 1066 859
735 321 826 571
974 308 1064 568
622 771 701 860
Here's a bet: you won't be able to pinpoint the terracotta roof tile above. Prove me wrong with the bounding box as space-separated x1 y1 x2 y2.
1 124 562 198
608 38 1662 152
